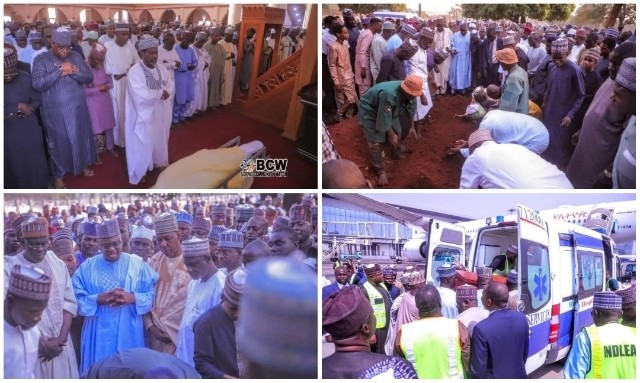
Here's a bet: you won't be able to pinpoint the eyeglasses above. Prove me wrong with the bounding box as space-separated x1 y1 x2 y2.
25 240 48 250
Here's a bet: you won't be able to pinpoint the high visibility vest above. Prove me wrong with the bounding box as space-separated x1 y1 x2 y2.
584 323 636 379
493 255 514 276
362 282 388 329
399 317 465 379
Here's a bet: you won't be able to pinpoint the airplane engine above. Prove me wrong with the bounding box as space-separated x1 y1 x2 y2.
402 238 429 262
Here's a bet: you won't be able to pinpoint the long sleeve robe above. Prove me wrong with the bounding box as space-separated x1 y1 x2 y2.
72 253 157 376
124 62 175 185
204 40 227 108
144 252 192 355
104 40 141 147
5 251 79 378
31 50 97 178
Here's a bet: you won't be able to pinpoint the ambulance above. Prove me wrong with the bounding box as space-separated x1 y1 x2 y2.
465 204 619 374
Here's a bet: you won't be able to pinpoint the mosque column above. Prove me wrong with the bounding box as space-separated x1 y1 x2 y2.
303 4 312 28
228 4 242 25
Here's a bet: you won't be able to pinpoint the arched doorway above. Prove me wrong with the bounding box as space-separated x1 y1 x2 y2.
186 7 211 26
35 7 69 24
112 9 131 22
79 8 104 23
138 10 153 23
160 9 176 24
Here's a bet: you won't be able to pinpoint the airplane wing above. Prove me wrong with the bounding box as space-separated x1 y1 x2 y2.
325 194 429 233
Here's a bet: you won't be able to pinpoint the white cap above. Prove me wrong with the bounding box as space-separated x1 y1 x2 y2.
131 225 155 241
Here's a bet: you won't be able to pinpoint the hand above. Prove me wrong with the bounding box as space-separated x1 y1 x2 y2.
454 139 468 148
99 84 109 92
60 62 78 75
230 52 235 59
149 325 172 343
39 337 63 361
446 147 461 156
187 63 196 70
97 291 114 305
388 131 399 149
17 103 33 117
175 61 182 68
451 48 457 54
409 127 418 140
571 129 581 146
377 172 389 186
560 116 572 128
161 90 170 100
361 68 367 78
334 84 343 92
112 288 135 305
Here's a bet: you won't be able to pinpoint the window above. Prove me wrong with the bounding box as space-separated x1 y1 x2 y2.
577 249 604 298
431 247 462 286
48 7 56 24
521 238 551 312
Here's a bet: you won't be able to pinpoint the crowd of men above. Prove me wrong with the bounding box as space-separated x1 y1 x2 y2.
322 252 636 379
4 194 317 378
321 10 636 189
4 18 306 188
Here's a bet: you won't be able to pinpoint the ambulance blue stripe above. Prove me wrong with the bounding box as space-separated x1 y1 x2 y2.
574 233 603 250
528 320 551 357
559 238 572 247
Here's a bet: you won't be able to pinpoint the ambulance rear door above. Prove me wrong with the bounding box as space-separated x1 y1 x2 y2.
517 204 553 374
425 220 466 286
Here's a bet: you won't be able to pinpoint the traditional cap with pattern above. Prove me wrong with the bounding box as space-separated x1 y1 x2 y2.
8 265 52 302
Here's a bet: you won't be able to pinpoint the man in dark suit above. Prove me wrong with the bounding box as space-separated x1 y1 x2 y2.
470 281 529 378
480 27 503 87
322 265 350 302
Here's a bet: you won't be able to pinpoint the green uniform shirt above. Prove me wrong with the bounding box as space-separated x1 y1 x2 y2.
499 65 529 115
358 81 417 143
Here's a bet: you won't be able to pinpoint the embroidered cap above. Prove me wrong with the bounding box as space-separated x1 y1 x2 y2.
21 217 49 239
8 265 52 302
219 230 244 249
96 219 120 239
182 238 211 258
593 291 622 310
131 225 154 241
208 225 227 241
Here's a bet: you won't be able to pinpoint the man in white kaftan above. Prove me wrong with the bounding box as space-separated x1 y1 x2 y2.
176 239 226 366
431 18 453 95
4 218 79 378
125 38 175 185
220 29 237 105
186 32 211 116
158 31 180 108
105 25 141 147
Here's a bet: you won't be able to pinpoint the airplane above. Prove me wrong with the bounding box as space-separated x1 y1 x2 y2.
458 200 636 245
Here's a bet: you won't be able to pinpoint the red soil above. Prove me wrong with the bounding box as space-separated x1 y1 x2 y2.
329 94 476 188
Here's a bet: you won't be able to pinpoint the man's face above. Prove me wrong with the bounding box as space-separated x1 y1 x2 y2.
344 16 356 28
99 235 122 262
43 28 53 49
268 231 297 256
338 26 349 41
156 231 182 258
115 31 130 46
57 252 78 276
5 231 20 253
211 213 226 226
552 51 568 67
177 222 192 242
184 256 208 280
135 200 142 210
246 218 267 241
208 239 220 264
436 20 444 32
30 39 43 50
16 36 27 48
289 220 311 243
610 82 636 116
575 35 585 46
131 238 153 259
383 273 396 285
141 47 159 67
371 21 383 35
180 32 193 48
479 29 486 39
194 36 207 48
460 24 468 36
218 247 241 269
506 250 518 262
599 42 611 58
81 234 99 256
382 29 395 40
22 236 49 263
224 33 233 42
608 51 625 80
334 267 348 285
153 28 162 38
369 270 383 284
119 225 130 245
210 33 221 44
581 56 597 72
418 36 432 50
191 228 209 239
487 29 495 40
107 26 116 37
8 297 48 330
528 35 539 48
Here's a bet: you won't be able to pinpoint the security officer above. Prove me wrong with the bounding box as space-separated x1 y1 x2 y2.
563 291 636 378
489 244 518 276
359 263 392 354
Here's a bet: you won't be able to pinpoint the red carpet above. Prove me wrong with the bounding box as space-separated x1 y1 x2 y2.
64 107 317 189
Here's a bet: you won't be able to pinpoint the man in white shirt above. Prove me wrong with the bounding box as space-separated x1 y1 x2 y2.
105 23 141 148
4 265 51 379
460 129 574 189
176 239 226 367
568 29 586 63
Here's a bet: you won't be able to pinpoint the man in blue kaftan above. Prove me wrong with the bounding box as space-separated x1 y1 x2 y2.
72 219 157 376
449 22 472 95
173 31 198 124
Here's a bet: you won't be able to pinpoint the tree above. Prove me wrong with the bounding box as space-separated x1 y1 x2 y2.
337 4 407 15
461 4 575 22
